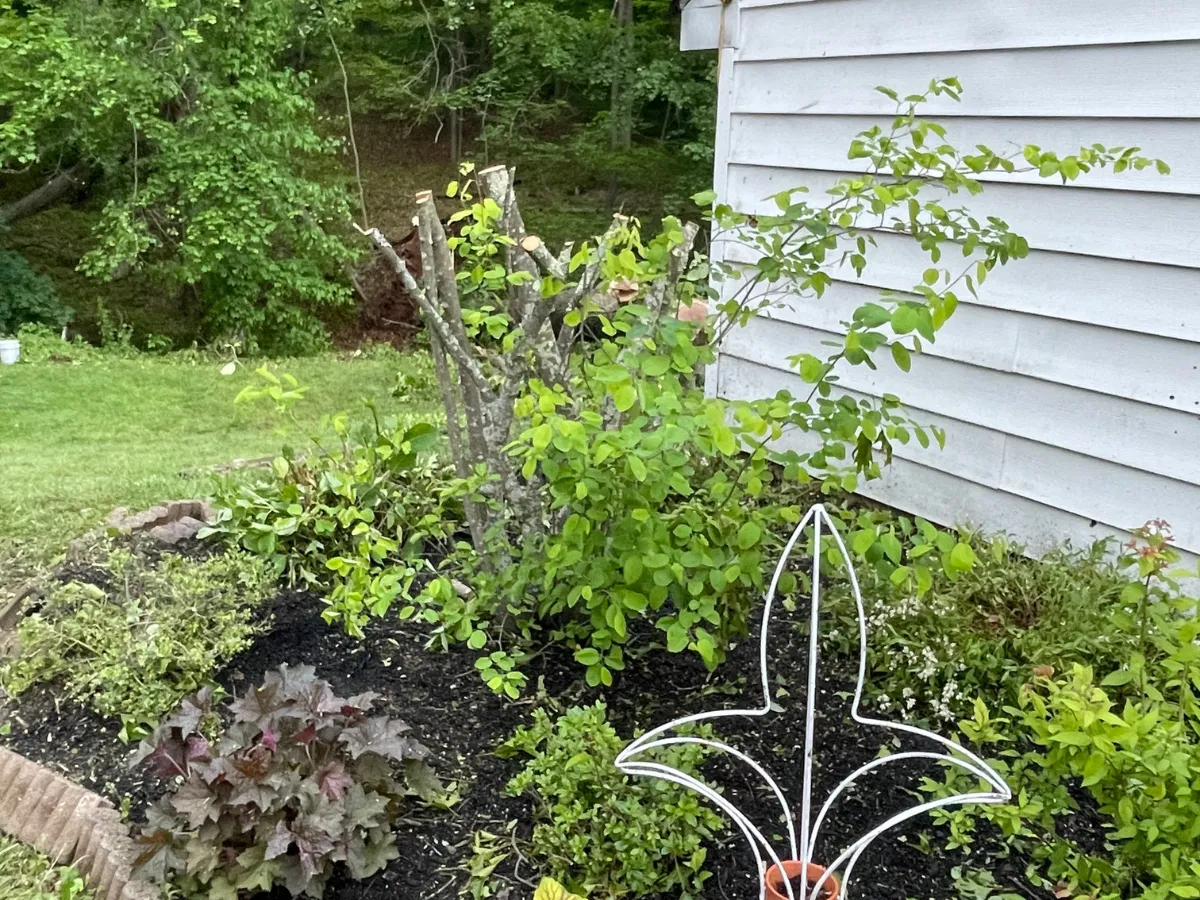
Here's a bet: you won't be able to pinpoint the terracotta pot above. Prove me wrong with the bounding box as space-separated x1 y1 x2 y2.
764 861 840 900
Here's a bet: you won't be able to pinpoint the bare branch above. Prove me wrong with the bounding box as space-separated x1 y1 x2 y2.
355 223 494 400
520 234 568 282
0 161 89 225
647 220 701 318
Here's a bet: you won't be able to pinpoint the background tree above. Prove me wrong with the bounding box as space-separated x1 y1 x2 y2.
0 0 358 351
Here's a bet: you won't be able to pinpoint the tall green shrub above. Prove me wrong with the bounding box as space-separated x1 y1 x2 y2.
0 250 71 335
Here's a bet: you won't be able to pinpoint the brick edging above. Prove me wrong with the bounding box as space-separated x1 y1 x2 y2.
0 746 159 900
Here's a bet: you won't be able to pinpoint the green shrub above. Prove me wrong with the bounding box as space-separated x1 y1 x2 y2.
392 82 1161 698
206 366 458 636
821 507 1134 725
134 666 441 898
0 250 72 336
923 524 1200 900
1 549 273 730
499 703 722 900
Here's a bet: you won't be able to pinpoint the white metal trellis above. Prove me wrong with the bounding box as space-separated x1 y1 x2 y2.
615 504 1011 900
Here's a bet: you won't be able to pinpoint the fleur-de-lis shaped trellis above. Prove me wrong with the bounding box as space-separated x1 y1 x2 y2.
616 505 1011 900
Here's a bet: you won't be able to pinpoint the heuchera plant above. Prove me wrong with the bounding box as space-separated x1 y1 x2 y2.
133 666 441 899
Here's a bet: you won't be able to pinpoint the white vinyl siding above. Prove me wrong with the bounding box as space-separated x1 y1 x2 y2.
683 0 1200 556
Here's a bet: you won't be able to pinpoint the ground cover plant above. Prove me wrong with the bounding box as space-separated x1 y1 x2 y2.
1 546 273 733
0 835 90 900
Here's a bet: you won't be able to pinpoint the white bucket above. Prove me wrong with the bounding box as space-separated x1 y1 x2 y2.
0 339 20 365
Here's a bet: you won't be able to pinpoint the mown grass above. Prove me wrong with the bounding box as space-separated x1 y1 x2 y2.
0 834 93 900
0 344 439 588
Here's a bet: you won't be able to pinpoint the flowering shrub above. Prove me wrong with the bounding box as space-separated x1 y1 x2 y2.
133 666 441 898
924 522 1200 900
819 508 1136 724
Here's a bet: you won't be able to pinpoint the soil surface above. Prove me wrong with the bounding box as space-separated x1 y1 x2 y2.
3 570 1058 900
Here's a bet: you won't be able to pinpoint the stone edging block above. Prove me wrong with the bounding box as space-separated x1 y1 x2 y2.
0 745 159 900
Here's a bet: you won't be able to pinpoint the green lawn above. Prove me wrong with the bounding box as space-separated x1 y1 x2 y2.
0 347 438 589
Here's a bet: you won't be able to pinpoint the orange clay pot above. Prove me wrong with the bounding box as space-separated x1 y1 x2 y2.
764 861 841 900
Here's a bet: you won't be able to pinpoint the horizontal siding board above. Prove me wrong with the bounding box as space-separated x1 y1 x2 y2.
854 458 1198 582
740 280 1200 413
728 164 1200 268
729 114 1200 196
719 316 1200 485
722 359 1009 485
856 460 1130 556
724 232 1200 344
721 357 1200 553
732 43 1200 118
737 0 1200 61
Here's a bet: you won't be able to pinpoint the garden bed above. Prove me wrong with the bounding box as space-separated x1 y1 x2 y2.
2 584 1054 900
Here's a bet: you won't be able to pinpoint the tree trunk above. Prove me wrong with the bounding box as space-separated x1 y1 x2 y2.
607 0 635 211
0 162 89 225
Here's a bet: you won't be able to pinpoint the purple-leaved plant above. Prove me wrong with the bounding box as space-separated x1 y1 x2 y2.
133 665 441 899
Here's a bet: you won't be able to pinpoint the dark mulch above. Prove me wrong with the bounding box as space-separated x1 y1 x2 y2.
3 572 1061 900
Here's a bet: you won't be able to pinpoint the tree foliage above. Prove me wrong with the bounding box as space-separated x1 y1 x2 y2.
0 0 358 351
336 0 715 165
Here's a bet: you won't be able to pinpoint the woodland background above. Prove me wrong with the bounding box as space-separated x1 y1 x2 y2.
0 0 715 352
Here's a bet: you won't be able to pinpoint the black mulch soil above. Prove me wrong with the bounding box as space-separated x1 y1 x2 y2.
3 562 1063 900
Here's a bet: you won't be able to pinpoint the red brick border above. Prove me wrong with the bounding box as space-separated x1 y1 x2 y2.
0 746 158 900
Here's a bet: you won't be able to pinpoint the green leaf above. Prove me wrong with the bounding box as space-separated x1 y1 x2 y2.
879 533 903 565
891 342 911 372
665 623 689 653
798 354 824 383
737 521 762 550
594 364 629 384
574 648 601 666
1120 582 1146 606
948 542 978 572
628 457 648 482
851 529 876 556
613 383 638 412
892 306 920 334
1048 730 1091 747
1101 669 1136 687
535 878 587 900
642 356 671 377
623 556 644 585
1082 751 1107 786
532 423 553 450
